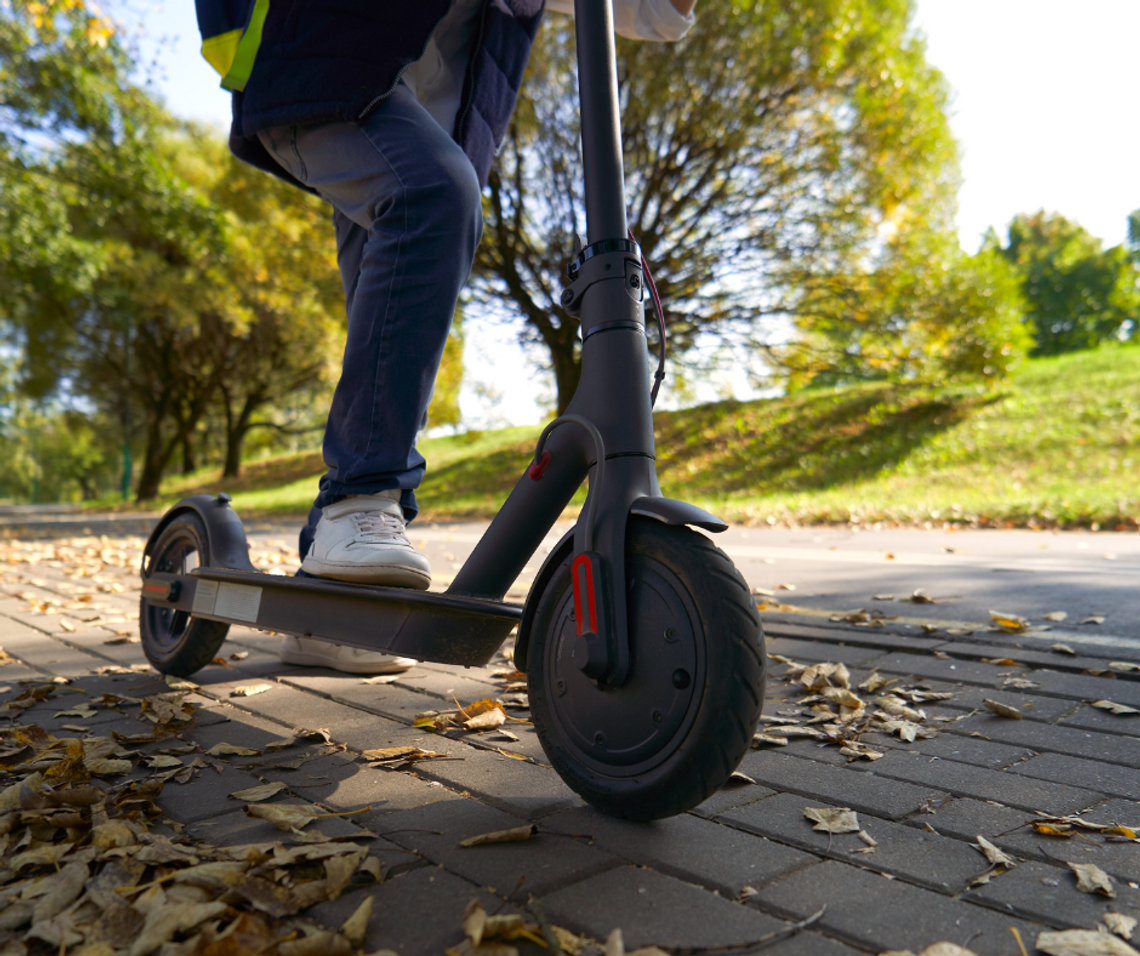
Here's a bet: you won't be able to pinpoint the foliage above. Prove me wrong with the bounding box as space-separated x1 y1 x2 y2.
0 400 120 502
427 306 465 430
475 0 960 410
782 230 1030 387
995 211 1140 356
0 0 347 500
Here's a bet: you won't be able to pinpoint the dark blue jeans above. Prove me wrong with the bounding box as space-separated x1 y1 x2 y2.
257 84 483 560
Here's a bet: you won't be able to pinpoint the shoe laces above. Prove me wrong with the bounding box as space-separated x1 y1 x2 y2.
352 510 406 540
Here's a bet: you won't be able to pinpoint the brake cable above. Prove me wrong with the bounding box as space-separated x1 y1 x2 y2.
628 229 667 406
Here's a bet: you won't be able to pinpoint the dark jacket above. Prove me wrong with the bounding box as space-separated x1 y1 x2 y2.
196 0 545 189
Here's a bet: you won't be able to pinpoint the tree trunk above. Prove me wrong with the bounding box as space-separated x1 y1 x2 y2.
537 314 582 415
222 395 261 479
135 418 171 501
181 432 196 475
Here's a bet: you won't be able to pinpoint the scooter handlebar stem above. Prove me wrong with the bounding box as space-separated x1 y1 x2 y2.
575 0 628 243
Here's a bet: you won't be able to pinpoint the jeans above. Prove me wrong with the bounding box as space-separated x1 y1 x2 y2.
256 84 484 560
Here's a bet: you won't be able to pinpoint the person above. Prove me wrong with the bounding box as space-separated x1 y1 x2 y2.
195 0 695 673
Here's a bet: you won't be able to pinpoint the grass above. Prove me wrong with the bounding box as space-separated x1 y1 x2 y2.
98 345 1140 529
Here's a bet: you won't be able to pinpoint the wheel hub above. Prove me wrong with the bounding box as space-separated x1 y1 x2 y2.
544 558 703 775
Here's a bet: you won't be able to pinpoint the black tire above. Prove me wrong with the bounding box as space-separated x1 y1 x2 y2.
140 512 230 676
527 518 765 820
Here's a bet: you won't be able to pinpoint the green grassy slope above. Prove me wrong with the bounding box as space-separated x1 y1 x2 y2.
114 345 1140 529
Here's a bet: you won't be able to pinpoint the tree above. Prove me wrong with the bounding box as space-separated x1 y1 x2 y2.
996 212 1140 356
426 307 466 430
781 227 1030 388
474 0 960 411
1 1 346 498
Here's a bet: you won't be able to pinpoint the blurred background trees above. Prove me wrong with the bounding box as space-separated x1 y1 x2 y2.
2 0 1136 502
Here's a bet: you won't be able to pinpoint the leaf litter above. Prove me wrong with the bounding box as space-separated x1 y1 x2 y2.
0 715 383 956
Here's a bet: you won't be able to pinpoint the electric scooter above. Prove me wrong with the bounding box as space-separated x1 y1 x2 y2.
139 0 766 821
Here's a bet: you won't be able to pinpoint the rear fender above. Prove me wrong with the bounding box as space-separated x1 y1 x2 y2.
141 494 255 576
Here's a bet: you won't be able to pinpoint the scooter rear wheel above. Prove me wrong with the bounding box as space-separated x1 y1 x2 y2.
527 518 765 820
140 512 230 676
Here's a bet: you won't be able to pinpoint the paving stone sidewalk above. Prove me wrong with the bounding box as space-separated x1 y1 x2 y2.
0 533 1138 955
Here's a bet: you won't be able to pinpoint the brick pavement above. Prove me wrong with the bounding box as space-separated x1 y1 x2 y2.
0 533 1138 955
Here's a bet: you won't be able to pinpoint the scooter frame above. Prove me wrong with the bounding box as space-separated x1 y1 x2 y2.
140 0 728 687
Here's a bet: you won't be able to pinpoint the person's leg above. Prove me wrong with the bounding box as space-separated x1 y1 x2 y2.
261 85 482 518
297 210 368 566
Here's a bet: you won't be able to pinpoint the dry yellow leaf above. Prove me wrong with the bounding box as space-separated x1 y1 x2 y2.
341 895 373 946
983 699 1022 719
989 610 1029 632
1069 861 1116 898
1092 700 1140 716
230 781 288 802
206 742 261 757
1036 929 1140 956
463 708 507 732
803 806 860 834
458 824 537 847
973 835 1016 869
1104 914 1138 941
230 683 273 698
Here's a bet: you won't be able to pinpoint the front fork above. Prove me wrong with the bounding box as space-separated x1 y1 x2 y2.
449 243 667 687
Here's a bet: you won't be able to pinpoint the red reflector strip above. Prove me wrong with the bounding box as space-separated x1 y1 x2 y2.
143 584 169 594
570 554 597 635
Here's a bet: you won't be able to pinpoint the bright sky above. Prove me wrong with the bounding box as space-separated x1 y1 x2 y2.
128 1 1140 424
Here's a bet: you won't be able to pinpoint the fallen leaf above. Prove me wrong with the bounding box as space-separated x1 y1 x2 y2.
1070 861 1116 897
803 806 860 834
230 781 288 802
1092 700 1140 716
459 823 537 847
206 742 261 757
265 737 296 750
463 708 507 732
974 834 1016 868
1043 611 1069 622
59 618 77 632
1104 914 1137 941
341 895 373 946
1109 662 1140 673
85 757 132 775
989 610 1029 632
362 746 447 765
752 733 788 747
231 683 273 698
243 802 369 832
1082 615 1107 625
839 742 883 761
144 755 184 769
1052 644 1078 655
1036 929 1140 956
1033 822 1075 838
983 699 1022 719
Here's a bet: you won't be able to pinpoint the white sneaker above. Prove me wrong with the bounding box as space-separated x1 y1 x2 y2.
279 636 416 675
301 491 432 588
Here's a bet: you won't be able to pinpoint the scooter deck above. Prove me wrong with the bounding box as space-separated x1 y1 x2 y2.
142 567 522 666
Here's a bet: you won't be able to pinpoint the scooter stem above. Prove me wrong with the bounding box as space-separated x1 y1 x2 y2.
575 0 628 241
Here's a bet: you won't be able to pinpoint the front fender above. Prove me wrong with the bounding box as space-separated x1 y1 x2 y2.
141 494 255 576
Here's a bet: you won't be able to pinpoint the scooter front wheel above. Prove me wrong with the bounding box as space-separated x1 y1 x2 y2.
527 518 765 820
140 512 230 676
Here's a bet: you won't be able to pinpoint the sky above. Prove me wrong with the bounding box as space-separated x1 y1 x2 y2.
126 1 1140 424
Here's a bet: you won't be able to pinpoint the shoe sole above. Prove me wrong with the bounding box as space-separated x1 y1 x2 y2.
279 647 415 674
300 559 431 590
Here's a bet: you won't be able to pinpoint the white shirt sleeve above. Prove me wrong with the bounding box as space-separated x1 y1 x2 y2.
544 0 694 42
